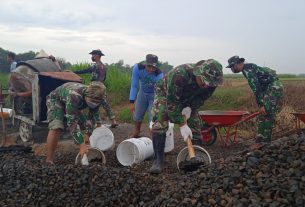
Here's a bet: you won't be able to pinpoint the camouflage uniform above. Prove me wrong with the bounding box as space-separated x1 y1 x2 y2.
75 62 115 120
242 63 284 143
149 59 223 174
47 82 102 144
152 59 222 139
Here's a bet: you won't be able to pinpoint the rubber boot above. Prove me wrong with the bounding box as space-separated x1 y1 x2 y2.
132 121 142 138
148 133 166 174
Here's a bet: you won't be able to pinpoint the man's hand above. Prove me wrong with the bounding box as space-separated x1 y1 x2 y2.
179 124 193 142
48 55 56 61
182 107 192 120
84 134 90 145
8 90 17 97
130 103 135 113
149 121 154 130
259 106 267 115
79 143 89 156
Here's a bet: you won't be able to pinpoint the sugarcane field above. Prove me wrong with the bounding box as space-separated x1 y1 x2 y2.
1 1 305 206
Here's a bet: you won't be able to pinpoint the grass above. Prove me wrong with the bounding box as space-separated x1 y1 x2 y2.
202 87 247 110
71 63 132 105
2 64 305 127
0 72 9 88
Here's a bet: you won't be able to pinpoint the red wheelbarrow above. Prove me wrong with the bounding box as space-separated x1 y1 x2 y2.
292 112 305 130
198 110 261 146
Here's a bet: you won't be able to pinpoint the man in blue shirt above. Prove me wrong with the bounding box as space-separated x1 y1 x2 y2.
129 54 164 137
7 52 17 72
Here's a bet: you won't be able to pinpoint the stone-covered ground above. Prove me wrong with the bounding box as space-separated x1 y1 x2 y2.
0 122 304 207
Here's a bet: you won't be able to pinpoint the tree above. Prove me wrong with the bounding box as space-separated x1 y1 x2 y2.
0 47 37 73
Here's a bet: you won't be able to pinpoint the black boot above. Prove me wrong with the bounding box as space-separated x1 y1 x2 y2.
148 133 166 174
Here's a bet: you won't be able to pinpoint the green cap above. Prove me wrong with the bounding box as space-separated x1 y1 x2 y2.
85 81 106 103
193 59 223 87
145 54 158 68
226 55 245 68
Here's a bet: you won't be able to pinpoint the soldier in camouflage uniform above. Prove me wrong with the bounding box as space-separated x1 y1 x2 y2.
74 49 118 128
149 59 223 174
226 56 284 147
45 81 106 164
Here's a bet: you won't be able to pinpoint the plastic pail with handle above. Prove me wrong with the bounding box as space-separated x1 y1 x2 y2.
116 137 153 166
0 108 13 119
90 126 114 151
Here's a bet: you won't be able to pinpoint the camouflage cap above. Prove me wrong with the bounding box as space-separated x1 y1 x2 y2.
145 54 158 68
89 49 105 57
193 59 223 87
226 55 245 68
84 81 106 103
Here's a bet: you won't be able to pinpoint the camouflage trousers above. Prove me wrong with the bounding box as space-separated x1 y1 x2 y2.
151 80 203 139
100 92 115 120
257 81 284 143
46 98 88 144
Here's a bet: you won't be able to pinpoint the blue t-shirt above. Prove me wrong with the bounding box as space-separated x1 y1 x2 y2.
129 63 164 101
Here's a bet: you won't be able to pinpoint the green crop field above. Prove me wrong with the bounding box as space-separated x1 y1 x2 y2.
1 65 305 127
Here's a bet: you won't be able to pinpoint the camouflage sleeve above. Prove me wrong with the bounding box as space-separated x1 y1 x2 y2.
65 96 85 145
74 66 93 74
244 69 264 107
86 107 102 134
166 70 187 125
97 64 107 82
189 87 216 109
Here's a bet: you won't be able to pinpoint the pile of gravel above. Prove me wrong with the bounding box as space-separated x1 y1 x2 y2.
0 133 304 206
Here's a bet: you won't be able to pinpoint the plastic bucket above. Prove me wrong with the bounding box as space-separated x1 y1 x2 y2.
116 137 153 166
89 126 114 151
75 147 106 165
165 122 174 153
0 108 13 119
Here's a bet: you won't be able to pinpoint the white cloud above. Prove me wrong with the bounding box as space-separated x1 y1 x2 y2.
0 0 305 73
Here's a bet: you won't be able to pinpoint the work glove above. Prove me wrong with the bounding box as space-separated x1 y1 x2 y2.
180 124 193 142
149 121 154 130
81 153 89 166
181 107 192 120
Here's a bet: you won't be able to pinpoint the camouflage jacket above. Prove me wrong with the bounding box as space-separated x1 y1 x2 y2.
166 64 216 124
48 82 101 144
75 62 107 82
242 63 280 107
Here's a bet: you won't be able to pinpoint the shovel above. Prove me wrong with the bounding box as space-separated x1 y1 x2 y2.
177 110 212 172
177 135 207 172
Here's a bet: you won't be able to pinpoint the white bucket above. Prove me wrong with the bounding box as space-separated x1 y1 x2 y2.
165 122 174 153
1 108 13 117
89 126 114 151
116 137 154 166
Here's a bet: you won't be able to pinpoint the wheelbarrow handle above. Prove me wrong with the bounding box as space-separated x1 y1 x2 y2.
242 111 261 122
233 111 262 126
187 136 196 159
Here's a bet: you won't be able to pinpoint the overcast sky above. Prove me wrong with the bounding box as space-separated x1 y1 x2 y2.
0 0 304 73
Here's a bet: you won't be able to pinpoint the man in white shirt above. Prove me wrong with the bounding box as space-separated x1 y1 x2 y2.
7 52 17 72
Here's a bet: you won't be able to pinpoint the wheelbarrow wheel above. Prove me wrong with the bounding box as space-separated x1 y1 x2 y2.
19 121 33 143
201 127 217 146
